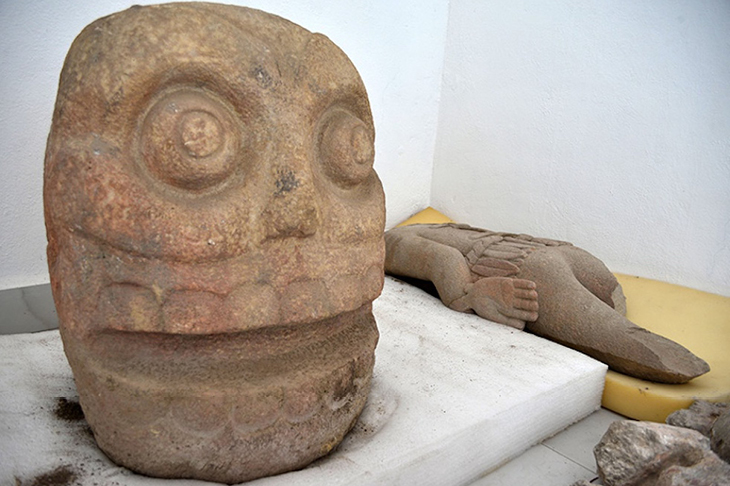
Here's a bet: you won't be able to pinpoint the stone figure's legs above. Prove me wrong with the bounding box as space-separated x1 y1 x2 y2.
518 246 709 383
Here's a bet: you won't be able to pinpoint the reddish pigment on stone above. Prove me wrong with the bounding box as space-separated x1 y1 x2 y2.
44 3 385 483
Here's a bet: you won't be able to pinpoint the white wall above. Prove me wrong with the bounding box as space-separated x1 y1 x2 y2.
432 0 730 296
0 0 449 290
3 0 729 297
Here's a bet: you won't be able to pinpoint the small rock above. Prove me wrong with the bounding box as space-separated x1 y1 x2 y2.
711 409 730 463
654 453 730 485
666 400 730 437
594 421 711 486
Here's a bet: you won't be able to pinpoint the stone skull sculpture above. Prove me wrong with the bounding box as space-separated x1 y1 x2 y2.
44 3 384 483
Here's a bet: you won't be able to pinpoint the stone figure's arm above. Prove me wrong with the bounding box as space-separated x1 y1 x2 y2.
384 227 539 329
385 228 472 307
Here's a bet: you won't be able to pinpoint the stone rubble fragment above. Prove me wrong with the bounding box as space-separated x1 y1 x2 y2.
667 400 730 464
654 453 730 486
594 420 730 486
666 400 730 437
711 409 730 464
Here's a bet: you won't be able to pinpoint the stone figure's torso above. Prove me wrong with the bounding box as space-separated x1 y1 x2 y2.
407 223 571 280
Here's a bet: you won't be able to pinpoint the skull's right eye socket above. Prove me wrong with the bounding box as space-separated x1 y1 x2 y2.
139 90 242 191
318 108 374 188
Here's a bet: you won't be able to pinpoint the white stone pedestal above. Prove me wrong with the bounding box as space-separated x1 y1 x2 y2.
0 277 606 485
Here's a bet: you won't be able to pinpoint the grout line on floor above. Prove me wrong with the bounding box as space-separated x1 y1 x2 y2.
539 443 598 477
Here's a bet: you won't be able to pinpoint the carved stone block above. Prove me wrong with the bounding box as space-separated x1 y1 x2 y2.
44 3 385 482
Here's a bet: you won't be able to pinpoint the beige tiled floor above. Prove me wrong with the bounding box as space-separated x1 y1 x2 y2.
471 408 626 485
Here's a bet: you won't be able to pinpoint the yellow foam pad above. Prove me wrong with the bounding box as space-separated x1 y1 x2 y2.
396 208 730 422
603 274 730 422
396 207 454 227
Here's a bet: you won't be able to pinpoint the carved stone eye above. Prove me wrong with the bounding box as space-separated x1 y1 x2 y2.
319 109 374 187
140 90 241 191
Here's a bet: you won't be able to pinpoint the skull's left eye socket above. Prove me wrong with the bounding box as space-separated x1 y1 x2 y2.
318 108 374 188
139 90 241 191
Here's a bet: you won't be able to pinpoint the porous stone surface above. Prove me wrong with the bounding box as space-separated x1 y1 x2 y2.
654 454 730 485
711 409 730 463
667 400 730 463
594 420 730 486
43 3 384 483
385 223 709 383
666 400 730 437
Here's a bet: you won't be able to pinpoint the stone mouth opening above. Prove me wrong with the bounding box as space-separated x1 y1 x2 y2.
70 304 379 382
63 305 380 484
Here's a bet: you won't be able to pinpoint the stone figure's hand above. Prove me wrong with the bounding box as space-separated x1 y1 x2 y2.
450 277 539 330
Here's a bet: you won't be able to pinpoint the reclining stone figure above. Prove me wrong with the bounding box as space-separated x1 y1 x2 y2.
385 223 709 384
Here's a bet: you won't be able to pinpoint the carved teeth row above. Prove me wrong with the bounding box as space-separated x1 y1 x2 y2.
101 264 383 333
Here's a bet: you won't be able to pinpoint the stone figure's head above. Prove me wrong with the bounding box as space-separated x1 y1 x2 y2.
44 3 384 482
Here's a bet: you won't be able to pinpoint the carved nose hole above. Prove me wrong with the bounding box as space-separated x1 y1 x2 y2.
274 169 300 196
